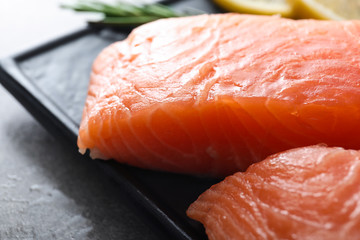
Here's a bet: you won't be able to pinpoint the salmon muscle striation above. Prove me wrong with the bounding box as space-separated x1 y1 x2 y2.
187 146 360 240
78 13 360 176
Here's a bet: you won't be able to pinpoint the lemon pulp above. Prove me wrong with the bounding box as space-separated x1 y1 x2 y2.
292 0 360 20
213 0 295 18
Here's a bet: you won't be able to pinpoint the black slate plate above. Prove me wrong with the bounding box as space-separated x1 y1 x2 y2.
0 0 223 239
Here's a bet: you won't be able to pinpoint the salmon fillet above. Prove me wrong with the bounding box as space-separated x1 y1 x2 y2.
78 13 360 176
187 145 360 240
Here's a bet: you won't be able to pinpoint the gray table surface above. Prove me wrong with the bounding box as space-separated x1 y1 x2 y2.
0 0 189 239
0 0 220 239
0 85 170 240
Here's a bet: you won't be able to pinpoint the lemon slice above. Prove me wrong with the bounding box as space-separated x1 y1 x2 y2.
213 0 295 18
292 0 360 20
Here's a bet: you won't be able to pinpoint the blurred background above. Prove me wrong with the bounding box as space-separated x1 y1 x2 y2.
0 0 172 239
0 0 89 58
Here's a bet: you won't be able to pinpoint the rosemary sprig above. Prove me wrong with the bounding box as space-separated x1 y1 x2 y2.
61 0 188 27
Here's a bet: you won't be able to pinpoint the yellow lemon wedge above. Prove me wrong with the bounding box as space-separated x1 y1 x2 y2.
291 0 360 20
213 0 295 18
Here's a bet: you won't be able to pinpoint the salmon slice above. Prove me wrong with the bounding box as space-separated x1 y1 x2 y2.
187 145 360 239
78 13 360 176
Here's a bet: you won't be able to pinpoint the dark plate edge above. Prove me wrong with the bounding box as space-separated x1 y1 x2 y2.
0 29 204 240
13 27 94 62
0 58 79 144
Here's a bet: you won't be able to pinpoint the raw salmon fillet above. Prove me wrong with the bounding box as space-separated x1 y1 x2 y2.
78 13 360 176
187 146 360 240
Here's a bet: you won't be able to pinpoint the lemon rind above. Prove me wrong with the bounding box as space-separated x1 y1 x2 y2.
214 0 294 18
294 0 344 20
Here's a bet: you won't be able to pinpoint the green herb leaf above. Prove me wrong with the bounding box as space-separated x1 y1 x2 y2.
61 0 188 27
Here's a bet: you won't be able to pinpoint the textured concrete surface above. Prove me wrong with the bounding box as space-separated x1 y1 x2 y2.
0 0 171 239
0 0 221 239
0 73 171 240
